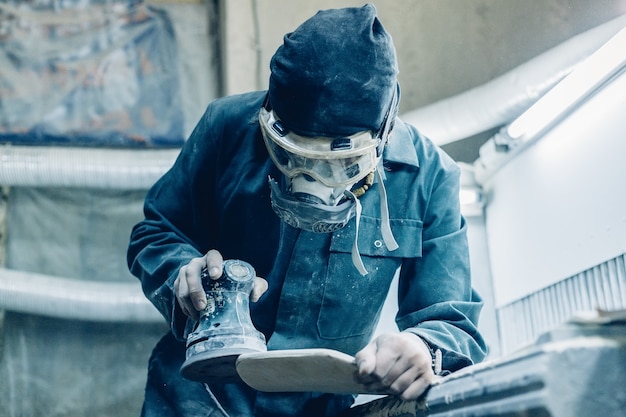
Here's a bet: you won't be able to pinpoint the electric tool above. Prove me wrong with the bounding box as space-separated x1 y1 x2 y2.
180 259 267 383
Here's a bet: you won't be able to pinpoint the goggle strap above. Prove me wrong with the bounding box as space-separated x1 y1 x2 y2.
376 83 400 157
376 168 399 251
348 191 368 276
262 93 272 111
348 168 398 277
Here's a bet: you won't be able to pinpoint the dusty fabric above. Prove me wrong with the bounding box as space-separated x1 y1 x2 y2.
127 90 487 416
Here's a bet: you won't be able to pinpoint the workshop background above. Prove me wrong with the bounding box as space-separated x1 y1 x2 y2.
1 0 625 416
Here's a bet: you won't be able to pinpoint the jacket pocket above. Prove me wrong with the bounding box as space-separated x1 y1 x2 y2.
317 216 423 340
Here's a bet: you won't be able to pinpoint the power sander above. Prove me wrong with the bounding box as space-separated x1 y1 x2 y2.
180 259 267 383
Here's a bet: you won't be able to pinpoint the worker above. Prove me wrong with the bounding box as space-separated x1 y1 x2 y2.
127 4 487 416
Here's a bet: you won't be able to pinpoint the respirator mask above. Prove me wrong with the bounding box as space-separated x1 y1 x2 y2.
260 94 390 233
259 88 399 274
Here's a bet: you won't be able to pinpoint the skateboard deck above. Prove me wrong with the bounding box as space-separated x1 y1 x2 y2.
236 348 375 394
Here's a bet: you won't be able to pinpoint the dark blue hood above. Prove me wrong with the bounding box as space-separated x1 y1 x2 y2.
268 3 399 138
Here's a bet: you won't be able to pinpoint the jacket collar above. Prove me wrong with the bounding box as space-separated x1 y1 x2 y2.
383 119 419 168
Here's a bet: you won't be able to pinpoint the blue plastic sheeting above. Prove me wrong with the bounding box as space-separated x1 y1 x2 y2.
0 0 185 147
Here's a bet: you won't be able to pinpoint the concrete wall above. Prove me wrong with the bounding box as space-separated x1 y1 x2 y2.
221 0 626 115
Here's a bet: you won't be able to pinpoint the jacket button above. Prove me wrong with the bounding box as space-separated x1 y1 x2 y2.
374 240 383 248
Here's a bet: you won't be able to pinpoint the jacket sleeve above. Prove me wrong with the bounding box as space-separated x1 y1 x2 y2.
396 160 488 372
127 104 219 341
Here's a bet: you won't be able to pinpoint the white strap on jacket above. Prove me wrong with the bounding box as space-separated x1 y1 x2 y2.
349 162 399 276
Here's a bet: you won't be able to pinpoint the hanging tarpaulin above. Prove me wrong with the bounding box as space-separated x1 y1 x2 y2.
0 0 185 147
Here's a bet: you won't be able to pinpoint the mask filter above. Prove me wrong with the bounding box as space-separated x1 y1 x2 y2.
268 177 356 233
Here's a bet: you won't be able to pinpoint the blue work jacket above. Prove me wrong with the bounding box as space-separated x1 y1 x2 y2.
127 91 487 417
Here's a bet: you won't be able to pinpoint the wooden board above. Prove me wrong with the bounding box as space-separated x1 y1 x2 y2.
236 348 375 394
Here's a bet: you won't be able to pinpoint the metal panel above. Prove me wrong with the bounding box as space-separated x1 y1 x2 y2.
345 318 626 417
496 253 626 354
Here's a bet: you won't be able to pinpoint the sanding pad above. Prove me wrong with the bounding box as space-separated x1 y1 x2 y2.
181 347 260 383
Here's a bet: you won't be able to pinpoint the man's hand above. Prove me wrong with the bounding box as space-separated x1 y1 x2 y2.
354 332 437 401
173 249 268 320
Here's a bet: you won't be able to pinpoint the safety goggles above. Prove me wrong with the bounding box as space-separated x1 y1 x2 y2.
259 106 382 187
